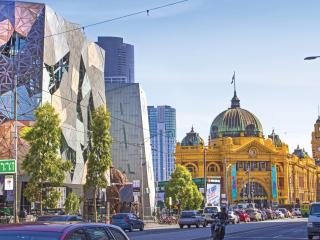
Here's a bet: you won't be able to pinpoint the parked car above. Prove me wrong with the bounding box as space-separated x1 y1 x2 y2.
278 208 290 218
236 210 250 222
0 223 129 240
36 215 83 223
265 209 275 219
111 213 144 232
203 206 221 224
258 210 268 221
179 210 207 228
228 211 240 224
275 210 285 219
292 208 302 217
246 208 262 221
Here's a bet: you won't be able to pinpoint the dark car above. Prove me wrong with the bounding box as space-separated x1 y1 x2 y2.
37 215 83 223
265 209 275 219
111 213 144 232
258 210 267 221
0 223 129 240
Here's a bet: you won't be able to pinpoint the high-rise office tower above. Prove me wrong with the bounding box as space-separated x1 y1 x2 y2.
148 106 176 182
96 37 134 83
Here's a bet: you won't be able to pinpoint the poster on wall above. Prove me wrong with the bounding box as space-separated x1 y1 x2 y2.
4 175 13 191
206 183 220 205
271 165 277 199
231 164 237 200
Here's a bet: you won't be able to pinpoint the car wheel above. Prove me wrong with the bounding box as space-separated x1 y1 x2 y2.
129 224 133 232
139 225 144 231
308 235 313 240
188 225 191 228
179 225 183 229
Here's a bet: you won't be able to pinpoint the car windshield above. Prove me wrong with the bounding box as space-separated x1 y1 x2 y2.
0 231 62 240
112 214 128 219
37 216 68 221
181 212 196 218
310 204 320 216
204 207 218 213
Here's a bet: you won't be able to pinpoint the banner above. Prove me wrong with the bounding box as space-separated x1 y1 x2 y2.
231 164 237 200
206 183 220 205
272 165 277 199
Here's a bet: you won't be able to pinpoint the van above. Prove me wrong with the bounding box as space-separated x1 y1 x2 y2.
307 202 320 239
203 206 221 223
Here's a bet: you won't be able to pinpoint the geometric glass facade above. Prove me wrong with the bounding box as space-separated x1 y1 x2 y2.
0 1 106 209
148 105 176 182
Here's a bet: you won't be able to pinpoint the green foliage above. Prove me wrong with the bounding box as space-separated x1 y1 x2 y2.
85 106 112 221
64 192 80 215
21 103 72 212
165 165 203 210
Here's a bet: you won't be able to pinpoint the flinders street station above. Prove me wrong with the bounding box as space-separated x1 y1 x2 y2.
175 89 320 207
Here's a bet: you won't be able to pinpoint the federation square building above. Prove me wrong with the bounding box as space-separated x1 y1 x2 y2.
0 1 106 211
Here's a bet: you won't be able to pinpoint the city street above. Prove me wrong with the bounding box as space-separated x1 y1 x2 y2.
128 218 309 240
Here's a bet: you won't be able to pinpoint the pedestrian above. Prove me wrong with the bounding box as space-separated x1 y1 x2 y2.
19 208 26 223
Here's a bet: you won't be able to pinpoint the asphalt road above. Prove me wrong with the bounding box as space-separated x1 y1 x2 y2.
127 218 310 240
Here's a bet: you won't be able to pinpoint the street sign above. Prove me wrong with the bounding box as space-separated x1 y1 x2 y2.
0 159 16 174
4 175 13 190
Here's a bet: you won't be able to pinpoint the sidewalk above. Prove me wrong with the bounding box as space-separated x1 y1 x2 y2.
145 221 178 230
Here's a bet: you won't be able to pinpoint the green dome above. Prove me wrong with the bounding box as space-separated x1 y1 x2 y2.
181 126 204 146
210 92 263 139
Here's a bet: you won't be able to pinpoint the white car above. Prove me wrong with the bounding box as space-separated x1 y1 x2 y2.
275 210 285 218
292 208 302 217
203 206 221 224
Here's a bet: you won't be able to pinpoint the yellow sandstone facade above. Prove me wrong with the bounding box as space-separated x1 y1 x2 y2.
175 91 318 207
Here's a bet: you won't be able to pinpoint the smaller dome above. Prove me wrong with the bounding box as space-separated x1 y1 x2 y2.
293 145 309 159
181 126 204 147
268 129 282 147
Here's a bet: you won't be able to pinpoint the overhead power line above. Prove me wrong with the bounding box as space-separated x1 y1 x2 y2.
45 0 190 38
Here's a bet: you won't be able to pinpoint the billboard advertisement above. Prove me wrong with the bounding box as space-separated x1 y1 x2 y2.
206 183 220 205
272 165 277 199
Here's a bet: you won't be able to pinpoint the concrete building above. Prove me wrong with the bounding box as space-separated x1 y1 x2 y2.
105 83 155 218
96 37 134 83
0 1 106 210
147 106 176 182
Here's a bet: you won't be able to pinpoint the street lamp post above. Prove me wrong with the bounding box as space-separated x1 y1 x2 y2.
304 56 320 60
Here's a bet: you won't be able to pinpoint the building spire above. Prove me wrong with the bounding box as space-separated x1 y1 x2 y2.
230 71 240 108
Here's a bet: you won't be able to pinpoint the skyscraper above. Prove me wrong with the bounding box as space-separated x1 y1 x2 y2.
96 37 134 83
148 106 176 182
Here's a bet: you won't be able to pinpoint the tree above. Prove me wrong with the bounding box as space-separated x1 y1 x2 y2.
64 192 80 215
21 103 72 215
164 165 203 211
85 106 112 222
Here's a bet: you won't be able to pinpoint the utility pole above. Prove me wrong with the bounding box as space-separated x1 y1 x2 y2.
140 144 144 220
203 147 207 205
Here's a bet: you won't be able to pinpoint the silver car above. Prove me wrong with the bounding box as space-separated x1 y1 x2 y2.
178 210 207 228
228 211 240 224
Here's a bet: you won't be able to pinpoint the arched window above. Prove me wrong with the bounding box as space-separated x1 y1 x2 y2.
207 163 220 173
185 164 196 178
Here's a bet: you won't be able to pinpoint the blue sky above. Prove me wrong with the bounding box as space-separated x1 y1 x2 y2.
24 0 320 154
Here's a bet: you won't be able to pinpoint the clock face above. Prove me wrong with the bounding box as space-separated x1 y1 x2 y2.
248 148 257 158
317 146 320 152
